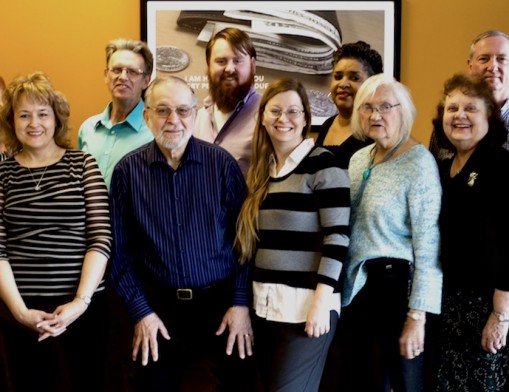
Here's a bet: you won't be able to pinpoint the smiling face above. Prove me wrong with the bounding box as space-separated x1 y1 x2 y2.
443 88 489 152
262 90 307 150
330 58 371 117
105 49 150 107
143 81 196 154
207 38 256 113
468 35 509 104
14 93 58 152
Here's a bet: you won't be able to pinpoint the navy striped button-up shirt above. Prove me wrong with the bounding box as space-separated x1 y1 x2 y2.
109 137 248 322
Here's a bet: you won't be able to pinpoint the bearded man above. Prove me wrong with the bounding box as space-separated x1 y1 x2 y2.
194 28 261 177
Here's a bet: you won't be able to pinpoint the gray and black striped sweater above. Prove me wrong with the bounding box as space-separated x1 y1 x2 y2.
253 146 350 291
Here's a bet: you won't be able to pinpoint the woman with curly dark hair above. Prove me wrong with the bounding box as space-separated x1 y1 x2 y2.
434 73 509 391
316 41 383 169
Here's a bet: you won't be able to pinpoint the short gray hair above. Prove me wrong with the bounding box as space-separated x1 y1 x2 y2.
106 38 154 75
144 76 198 108
351 74 416 142
469 30 509 59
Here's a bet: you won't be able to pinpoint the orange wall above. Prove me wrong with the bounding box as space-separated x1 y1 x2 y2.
401 0 509 143
1 0 140 147
1 0 509 145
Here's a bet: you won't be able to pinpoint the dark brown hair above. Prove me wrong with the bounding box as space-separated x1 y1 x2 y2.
205 28 256 65
432 73 506 152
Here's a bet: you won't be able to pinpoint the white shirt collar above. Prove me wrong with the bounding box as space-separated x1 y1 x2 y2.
269 138 315 178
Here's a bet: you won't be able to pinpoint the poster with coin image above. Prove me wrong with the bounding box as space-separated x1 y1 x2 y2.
141 1 401 125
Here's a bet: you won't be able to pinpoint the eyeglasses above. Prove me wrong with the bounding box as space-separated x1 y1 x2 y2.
359 103 400 115
147 106 195 119
107 67 146 78
264 108 304 120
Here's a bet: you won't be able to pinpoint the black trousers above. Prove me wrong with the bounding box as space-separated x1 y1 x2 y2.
339 258 424 392
0 292 108 392
134 280 255 392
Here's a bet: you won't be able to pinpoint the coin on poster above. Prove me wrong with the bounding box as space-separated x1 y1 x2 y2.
156 45 190 72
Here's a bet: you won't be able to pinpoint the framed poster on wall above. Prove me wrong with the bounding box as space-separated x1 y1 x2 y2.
140 1 401 125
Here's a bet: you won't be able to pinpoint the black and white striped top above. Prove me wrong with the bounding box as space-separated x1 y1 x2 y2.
0 150 112 297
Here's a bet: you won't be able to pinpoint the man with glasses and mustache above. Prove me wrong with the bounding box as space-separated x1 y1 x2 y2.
109 76 253 391
78 38 154 189
194 28 261 178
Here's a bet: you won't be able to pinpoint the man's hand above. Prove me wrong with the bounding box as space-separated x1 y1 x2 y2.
132 313 170 366
216 306 253 359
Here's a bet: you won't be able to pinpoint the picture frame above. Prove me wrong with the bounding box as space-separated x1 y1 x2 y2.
140 1 401 125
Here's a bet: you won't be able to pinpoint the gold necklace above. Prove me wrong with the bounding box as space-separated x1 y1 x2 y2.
27 166 48 191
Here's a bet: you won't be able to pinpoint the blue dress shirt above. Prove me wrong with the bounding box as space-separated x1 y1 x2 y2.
109 137 248 322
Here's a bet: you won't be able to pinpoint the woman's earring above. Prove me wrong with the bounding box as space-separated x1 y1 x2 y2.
327 92 334 103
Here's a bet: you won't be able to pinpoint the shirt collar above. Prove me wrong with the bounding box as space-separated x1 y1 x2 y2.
146 136 203 168
270 137 315 178
95 99 146 132
501 98 509 115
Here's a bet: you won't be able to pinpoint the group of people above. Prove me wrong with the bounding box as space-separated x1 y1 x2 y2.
0 26 508 392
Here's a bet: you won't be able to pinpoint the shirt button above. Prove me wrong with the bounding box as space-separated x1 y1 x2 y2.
110 130 115 135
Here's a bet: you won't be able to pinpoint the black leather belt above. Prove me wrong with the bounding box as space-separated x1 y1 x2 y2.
176 288 193 300
173 279 231 301
364 257 409 274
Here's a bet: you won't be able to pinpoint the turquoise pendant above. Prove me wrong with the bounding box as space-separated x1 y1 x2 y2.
363 167 372 180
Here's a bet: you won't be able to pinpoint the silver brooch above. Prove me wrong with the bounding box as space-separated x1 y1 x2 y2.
467 171 478 187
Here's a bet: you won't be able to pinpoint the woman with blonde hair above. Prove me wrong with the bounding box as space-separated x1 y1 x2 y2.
0 72 111 391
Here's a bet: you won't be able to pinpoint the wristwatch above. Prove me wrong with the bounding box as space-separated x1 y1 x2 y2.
75 294 91 306
492 310 509 322
407 311 424 321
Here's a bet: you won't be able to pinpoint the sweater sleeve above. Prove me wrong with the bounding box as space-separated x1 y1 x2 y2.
407 150 443 314
313 150 350 288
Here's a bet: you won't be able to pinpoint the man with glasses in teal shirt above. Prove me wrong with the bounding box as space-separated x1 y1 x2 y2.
78 38 154 189
78 38 156 391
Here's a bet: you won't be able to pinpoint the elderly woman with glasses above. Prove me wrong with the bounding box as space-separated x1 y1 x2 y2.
235 78 350 392
433 74 509 391
340 74 443 392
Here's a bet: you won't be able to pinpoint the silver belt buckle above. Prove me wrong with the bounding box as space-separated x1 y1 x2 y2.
176 288 193 300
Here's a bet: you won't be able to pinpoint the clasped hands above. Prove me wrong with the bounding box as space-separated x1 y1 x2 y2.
20 298 88 341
